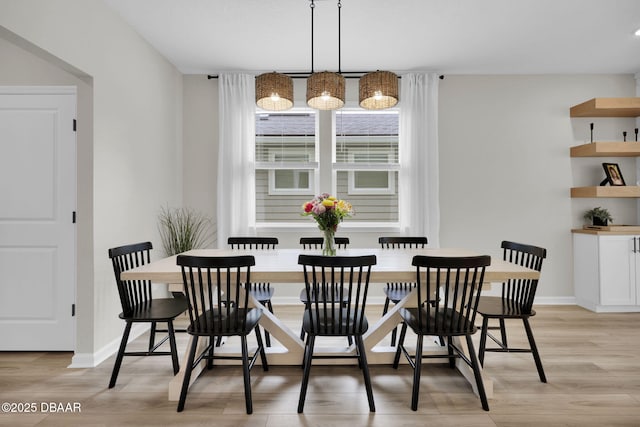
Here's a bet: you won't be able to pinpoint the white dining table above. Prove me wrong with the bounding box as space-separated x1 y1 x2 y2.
121 247 540 401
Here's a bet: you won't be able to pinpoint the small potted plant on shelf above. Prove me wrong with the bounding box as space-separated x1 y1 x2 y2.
583 207 613 226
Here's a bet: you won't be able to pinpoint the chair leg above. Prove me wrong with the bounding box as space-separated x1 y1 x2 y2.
148 321 157 352
264 300 274 347
255 325 269 371
177 336 199 412
522 317 547 383
393 322 408 369
109 321 133 389
240 336 253 414
499 318 508 347
465 335 489 411
382 297 398 346
167 320 180 375
298 335 316 413
355 335 375 412
410 334 424 411
447 337 456 368
382 296 390 317
479 316 489 365
207 337 215 370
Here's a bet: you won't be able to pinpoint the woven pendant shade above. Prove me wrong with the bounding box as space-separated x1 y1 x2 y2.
256 72 294 111
359 71 399 110
306 71 345 110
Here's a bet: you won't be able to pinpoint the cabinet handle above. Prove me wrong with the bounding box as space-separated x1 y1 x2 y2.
634 237 638 253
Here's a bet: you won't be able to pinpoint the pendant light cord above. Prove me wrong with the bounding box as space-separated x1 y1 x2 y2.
310 0 315 73
338 0 342 74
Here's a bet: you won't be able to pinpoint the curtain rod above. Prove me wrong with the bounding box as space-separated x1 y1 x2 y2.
207 74 444 80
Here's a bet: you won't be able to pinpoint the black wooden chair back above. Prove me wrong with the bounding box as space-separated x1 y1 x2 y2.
298 254 376 336
109 241 154 316
177 255 256 335
501 240 546 313
378 236 428 249
412 255 490 335
299 237 350 249
228 237 278 250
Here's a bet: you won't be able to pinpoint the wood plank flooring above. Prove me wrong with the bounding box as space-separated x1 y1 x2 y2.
1 305 640 426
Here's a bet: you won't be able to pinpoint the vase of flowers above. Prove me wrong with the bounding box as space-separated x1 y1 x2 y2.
301 193 353 256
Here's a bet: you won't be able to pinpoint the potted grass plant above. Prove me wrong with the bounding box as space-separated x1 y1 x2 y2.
583 207 613 226
157 206 213 256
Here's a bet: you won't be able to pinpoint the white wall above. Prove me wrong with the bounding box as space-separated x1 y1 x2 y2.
0 0 183 363
182 75 218 245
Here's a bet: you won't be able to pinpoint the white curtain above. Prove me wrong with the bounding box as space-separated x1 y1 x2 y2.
398 73 440 247
216 73 256 248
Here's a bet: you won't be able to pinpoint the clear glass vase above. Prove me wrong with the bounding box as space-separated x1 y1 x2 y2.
323 228 336 256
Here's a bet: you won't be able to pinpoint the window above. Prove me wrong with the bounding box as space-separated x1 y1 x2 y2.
255 111 317 223
255 109 399 225
335 110 399 223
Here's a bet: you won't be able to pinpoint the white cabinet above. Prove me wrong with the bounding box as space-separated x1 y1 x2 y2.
573 232 640 312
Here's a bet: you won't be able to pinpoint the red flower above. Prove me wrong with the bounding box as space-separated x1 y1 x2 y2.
304 202 314 213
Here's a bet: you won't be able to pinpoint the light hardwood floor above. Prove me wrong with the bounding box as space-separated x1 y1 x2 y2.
1 305 640 426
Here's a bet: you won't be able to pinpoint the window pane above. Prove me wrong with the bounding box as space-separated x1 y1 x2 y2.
256 111 317 222
274 170 310 189
354 171 388 189
336 171 399 222
335 110 399 216
335 111 398 164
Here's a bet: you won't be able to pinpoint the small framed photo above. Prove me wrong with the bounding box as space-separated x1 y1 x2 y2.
602 163 626 186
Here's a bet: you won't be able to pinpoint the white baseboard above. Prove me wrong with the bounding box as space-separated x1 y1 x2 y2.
68 323 149 368
534 296 577 305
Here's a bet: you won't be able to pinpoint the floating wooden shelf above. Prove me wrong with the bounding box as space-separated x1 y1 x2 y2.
570 98 640 117
571 186 640 198
570 142 640 157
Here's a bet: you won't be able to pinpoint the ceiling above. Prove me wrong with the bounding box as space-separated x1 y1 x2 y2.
102 0 640 75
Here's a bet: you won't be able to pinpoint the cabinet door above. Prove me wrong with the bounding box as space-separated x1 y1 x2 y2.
599 235 637 306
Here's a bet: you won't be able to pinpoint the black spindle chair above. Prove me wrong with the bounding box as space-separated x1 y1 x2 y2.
477 241 548 383
297 254 377 413
107 242 188 389
227 237 278 346
378 236 431 346
393 255 491 411
298 237 351 343
176 255 269 414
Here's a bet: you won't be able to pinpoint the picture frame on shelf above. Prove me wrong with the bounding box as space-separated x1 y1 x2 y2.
602 162 626 186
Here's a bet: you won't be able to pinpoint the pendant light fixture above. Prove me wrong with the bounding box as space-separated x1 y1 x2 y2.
359 70 399 110
306 0 345 110
255 72 294 111
253 0 398 111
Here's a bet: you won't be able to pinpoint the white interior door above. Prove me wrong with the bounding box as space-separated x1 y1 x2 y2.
0 87 76 350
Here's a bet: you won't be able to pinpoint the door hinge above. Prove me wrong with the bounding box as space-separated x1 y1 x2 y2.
73 119 77 132
72 304 76 317
72 211 76 224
